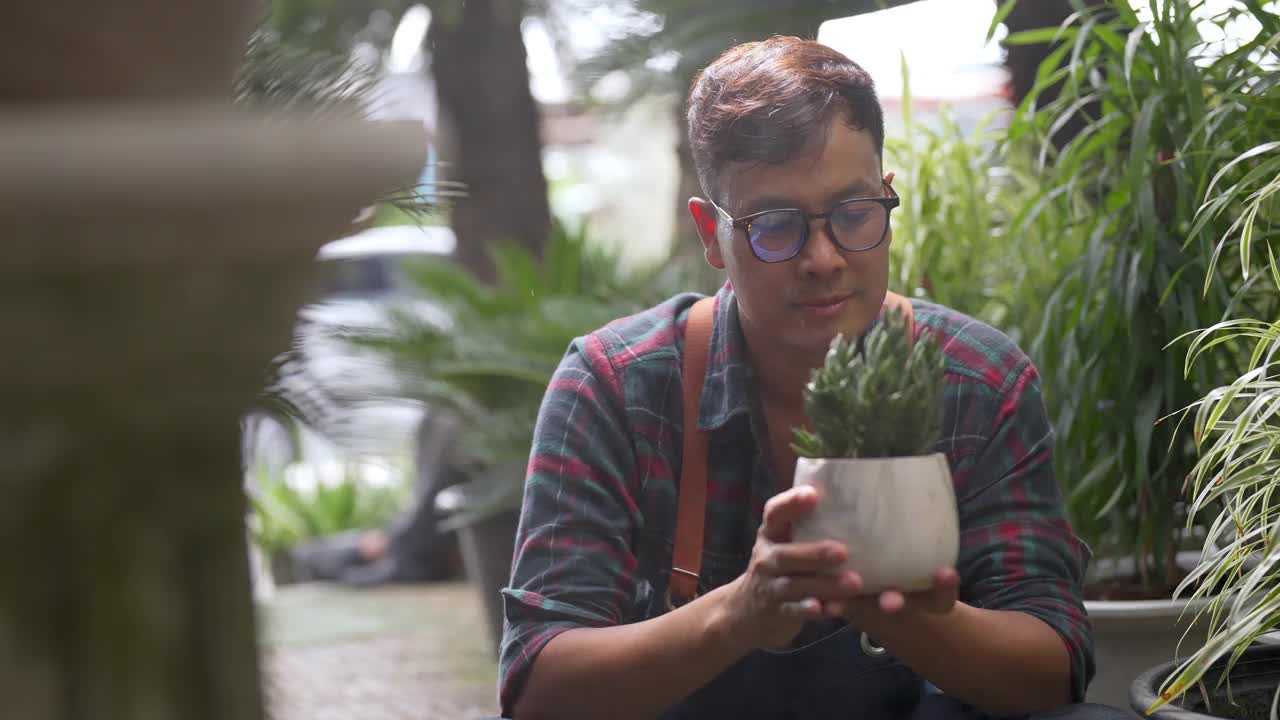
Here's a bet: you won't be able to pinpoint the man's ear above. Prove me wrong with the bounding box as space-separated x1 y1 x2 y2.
688 198 727 270
884 171 895 188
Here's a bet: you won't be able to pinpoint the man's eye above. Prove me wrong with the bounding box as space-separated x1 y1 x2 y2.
833 207 871 227
754 211 797 230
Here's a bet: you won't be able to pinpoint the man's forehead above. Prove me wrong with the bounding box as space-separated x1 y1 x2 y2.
722 169 882 214
718 123 882 213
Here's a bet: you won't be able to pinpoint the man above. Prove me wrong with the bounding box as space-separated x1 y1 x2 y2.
497 37 1122 720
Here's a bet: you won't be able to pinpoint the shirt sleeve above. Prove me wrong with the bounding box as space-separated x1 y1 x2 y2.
497 332 641 717
954 358 1096 703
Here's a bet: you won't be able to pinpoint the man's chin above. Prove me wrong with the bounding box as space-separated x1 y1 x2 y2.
782 328 843 358
788 305 871 345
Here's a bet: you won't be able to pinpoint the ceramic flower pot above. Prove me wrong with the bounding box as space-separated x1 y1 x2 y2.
791 454 960 593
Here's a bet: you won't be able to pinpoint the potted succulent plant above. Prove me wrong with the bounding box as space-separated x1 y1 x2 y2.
790 306 959 593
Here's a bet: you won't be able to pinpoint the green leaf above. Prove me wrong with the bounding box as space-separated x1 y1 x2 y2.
1005 27 1074 46
1240 202 1261 280
1069 17 1101 88
1268 242 1280 292
1123 23 1148 95
1206 142 1280 200
988 0 1018 44
1091 23 1128 56
1095 477 1130 521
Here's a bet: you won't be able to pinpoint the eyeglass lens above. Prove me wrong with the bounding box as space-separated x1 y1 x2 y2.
749 200 889 262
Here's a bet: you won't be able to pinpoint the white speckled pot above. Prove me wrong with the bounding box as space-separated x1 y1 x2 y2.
791 454 960 593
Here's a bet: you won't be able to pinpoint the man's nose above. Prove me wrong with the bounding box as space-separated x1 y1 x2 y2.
795 219 847 278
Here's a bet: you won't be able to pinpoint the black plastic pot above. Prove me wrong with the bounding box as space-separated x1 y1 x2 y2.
435 476 522 658
456 508 519 656
1130 643 1280 719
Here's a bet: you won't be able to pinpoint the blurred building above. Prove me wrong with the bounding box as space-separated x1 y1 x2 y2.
818 0 1010 138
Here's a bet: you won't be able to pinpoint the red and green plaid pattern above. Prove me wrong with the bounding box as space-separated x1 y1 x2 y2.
498 284 1094 714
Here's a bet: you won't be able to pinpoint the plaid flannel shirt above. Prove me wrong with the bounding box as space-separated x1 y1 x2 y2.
498 284 1095 714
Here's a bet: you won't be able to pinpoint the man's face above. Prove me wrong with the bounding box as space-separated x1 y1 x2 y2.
694 119 892 357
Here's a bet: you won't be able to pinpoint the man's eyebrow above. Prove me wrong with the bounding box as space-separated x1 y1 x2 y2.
828 180 880 203
736 179 882 216
738 194 800 215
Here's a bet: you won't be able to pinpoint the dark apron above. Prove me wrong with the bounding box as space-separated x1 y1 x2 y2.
656 617 926 720
632 521 992 719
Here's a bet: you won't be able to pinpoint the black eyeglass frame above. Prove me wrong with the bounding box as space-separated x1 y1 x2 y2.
711 181 901 264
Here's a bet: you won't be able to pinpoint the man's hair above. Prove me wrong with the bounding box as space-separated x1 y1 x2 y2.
686 36 885 203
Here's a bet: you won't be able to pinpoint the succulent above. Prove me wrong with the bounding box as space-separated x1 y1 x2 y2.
791 307 946 459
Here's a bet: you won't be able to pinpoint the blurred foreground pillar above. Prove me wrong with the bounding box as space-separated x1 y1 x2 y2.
0 4 423 719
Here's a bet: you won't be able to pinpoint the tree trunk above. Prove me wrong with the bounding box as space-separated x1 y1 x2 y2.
429 0 550 282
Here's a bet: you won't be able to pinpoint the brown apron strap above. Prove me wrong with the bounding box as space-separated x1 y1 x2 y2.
667 292 913 608
669 296 715 607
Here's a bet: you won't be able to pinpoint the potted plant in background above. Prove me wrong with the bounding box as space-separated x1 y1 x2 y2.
1131 302 1280 718
988 0 1280 703
1125 126 1280 716
790 307 958 595
884 56 1079 346
232 24 459 600
344 221 710 652
247 453 411 586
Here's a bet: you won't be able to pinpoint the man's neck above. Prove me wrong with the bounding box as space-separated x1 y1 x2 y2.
745 334 825 416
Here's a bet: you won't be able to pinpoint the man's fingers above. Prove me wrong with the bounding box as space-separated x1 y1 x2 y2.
779 597 825 620
927 568 961 612
757 541 847 575
765 573 861 603
934 566 960 589
761 486 819 541
873 569 959 615
878 590 906 613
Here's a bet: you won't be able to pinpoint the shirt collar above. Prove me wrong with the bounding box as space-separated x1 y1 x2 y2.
697 282 755 432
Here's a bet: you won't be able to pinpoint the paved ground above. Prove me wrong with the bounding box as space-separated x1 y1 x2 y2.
258 581 500 720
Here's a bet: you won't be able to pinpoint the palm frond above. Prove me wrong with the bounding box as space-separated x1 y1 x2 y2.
340 219 696 478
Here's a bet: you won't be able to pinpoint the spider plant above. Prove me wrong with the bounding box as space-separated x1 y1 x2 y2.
1142 133 1280 712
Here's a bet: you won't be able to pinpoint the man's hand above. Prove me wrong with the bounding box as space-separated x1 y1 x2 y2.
718 485 863 650
826 566 961 625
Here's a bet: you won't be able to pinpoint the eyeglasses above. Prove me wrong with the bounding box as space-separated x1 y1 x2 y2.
711 182 900 264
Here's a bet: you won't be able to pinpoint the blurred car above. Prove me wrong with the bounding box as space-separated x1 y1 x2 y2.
242 222 457 477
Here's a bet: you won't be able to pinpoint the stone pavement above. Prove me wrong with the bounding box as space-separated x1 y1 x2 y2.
259 581 500 720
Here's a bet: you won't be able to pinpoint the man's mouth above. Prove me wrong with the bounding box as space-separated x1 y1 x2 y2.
795 293 854 317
